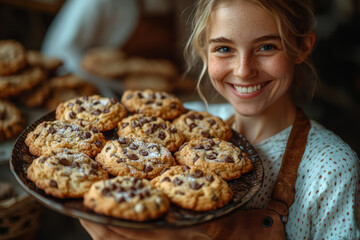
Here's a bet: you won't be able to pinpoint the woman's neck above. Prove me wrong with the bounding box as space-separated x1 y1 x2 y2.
232 96 297 144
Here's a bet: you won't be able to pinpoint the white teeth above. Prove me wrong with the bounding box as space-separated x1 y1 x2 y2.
234 83 264 93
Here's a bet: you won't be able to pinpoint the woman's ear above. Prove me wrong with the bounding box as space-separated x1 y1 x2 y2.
295 32 316 64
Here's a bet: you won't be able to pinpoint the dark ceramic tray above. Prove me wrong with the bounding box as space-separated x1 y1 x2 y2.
10 111 263 229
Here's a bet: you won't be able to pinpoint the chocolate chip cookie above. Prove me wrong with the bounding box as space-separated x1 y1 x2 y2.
84 176 170 221
27 149 108 198
56 95 127 132
121 89 185 120
151 165 233 211
0 40 27 76
117 114 185 152
95 137 175 179
174 138 253 181
0 66 46 98
0 100 25 142
172 111 233 142
25 120 106 157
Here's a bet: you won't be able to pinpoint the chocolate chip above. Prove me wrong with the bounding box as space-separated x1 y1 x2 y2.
75 99 83 105
139 150 148 156
157 132 166 140
206 175 214 182
39 157 49 163
170 128 177 133
194 113 203 120
129 143 139 150
95 140 102 148
105 146 111 152
170 103 176 109
193 154 200 163
69 111 76 119
137 92 143 98
93 101 100 105
82 131 92 139
161 176 171 182
34 133 39 139
83 96 89 101
223 156 234 163
156 102 162 106
126 94 133 100
144 165 153 173
194 169 203 178
78 107 85 113
59 158 70 166
128 154 139 160
103 109 110 113
189 123 197 129
122 122 129 128
206 153 217 160
117 158 125 163
92 109 102 115
117 137 127 144
145 100 154 105
173 177 183 186
71 162 80 168
193 144 204 150
190 182 203 190
208 119 216 125
187 114 195 120
212 195 219 201
208 139 216 146
48 126 56 134
201 131 211 138
204 145 213 150
117 196 125 203
131 121 140 128
160 123 166 129
50 179 58 188
110 98 118 104
91 127 99 133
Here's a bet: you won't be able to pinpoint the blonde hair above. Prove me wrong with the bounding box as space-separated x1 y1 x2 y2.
184 0 318 104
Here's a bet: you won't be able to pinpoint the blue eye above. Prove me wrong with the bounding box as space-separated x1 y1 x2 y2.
260 45 275 51
217 47 232 53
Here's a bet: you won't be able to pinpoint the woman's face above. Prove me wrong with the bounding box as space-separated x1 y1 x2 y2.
207 1 297 116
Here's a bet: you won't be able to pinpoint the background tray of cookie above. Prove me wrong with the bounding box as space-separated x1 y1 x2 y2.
10 111 263 229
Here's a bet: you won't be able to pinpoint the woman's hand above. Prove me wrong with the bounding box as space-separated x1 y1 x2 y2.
79 219 211 240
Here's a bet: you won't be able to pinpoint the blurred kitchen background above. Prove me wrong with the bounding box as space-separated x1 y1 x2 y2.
0 0 359 239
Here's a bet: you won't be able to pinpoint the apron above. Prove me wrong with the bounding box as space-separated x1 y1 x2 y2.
201 108 311 240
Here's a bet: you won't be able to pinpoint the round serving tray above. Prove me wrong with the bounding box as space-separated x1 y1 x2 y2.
10 111 263 229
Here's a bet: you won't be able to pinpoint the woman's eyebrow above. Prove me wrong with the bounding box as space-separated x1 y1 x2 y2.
208 37 232 44
253 35 281 43
209 35 281 44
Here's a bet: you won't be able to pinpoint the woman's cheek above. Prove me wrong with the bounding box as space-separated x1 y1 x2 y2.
208 57 229 82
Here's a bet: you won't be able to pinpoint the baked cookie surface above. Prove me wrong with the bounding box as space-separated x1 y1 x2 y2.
27 149 108 198
0 100 25 142
117 114 184 152
174 138 253 181
25 120 106 157
56 95 126 132
121 89 185 120
96 137 175 179
0 66 46 98
151 165 233 212
172 111 232 141
0 40 27 76
84 176 170 221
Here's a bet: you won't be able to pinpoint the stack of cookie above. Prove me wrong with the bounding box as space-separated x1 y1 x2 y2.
81 46 195 92
24 89 253 222
0 39 99 143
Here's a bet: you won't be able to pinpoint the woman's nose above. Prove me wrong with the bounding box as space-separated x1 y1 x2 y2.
234 55 257 79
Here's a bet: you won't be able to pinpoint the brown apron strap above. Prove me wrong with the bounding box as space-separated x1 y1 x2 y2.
270 108 311 208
